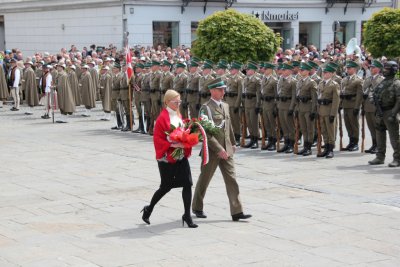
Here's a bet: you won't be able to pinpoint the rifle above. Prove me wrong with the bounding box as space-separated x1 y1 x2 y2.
338 109 344 151
361 110 365 152
294 116 299 154
240 109 247 147
260 111 266 148
276 115 280 151
317 114 322 155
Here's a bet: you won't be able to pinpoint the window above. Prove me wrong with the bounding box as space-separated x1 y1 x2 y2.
335 21 355 46
153 22 179 48
191 22 198 46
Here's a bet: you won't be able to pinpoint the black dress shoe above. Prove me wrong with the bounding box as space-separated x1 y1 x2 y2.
193 210 207 218
232 212 252 221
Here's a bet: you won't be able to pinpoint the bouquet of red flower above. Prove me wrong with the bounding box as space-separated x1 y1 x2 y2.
167 126 199 160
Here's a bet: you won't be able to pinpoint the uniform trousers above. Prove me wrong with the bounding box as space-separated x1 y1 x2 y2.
11 87 20 109
375 111 400 161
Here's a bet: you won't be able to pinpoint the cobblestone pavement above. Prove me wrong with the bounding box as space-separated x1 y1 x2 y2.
1 103 399 267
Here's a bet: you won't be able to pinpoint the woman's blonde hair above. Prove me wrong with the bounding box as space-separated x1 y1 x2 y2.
163 89 180 106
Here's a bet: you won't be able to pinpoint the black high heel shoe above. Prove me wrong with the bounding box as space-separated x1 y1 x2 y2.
141 205 151 225
182 214 198 228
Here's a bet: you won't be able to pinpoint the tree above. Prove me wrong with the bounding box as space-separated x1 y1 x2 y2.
363 7 400 59
192 9 281 63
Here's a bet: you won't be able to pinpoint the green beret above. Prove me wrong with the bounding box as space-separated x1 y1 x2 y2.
292 61 301 67
323 65 336 73
282 62 294 70
176 62 187 68
308 61 319 69
247 61 258 70
346 60 358 68
264 62 276 69
151 60 161 66
230 61 243 70
162 60 172 67
300 62 312 71
327 62 339 70
371 60 383 69
208 77 226 90
135 63 144 69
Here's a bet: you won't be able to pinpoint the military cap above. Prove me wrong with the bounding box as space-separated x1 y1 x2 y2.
135 63 144 69
190 61 199 67
113 63 121 69
144 62 151 68
208 77 226 90
323 65 336 73
281 62 294 70
218 59 228 66
217 61 228 69
204 59 214 66
264 62 276 69
308 61 319 69
203 62 213 69
277 63 284 70
371 60 383 69
346 60 358 68
161 60 172 67
292 61 301 67
151 60 161 66
230 61 243 70
191 56 201 63
327 62 339 70
176 62 187 68
247 61 258 70
300 62 312 71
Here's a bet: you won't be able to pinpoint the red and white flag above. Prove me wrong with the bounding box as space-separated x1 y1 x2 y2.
125 45 133 81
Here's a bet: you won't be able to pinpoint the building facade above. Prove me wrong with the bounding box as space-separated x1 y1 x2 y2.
0 0 396 55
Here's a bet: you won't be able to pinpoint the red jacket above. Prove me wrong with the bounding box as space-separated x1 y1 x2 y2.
153 108 192 163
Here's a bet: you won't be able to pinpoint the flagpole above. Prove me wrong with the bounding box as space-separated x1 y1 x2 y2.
124 31 133 131
129 75 133 131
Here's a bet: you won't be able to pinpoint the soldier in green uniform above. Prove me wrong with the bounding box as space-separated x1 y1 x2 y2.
292 60 301 80
186 60 201 119
317 65 340 158
259 62 278 150
295 62 318 156
111 63 122 130
131 63 145 133
173 62 188 118
148 60 162 135
276 62 297 153
141 63 152 133
119 63 131 132
368 61 400 167
198 60 214 105
192 78 252 221
160 60 174 103
340 60 364 151
362 60 384 153
243 61 261 149
225 61 243 146
308 60 322 147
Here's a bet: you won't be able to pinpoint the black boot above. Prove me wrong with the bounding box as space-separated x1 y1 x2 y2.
261 137 271 150
244 136 254 148
141 205 152 225
344 137 354 151
277 138 289 153
234 134 241 146
325 144 334 158
297 142 308 155
251 136 259 149
285 139 294 153
302 142 312 156
348 138 359 151
267 138 277 151
311 134 318 147
365 140 377 154
121 115 131 132
133 117 143 133
317 144 328 157
111 114 122 130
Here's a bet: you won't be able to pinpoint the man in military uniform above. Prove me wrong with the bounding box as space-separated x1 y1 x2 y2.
192 77 252 221
132 63 145 133
99 65 112 121
225 61 243 146
186 60 201 118
149 60 162 134
362 60 384 154
292 60 301 80
308 60 322 147
140 63 152 133
368 61 400 167
215 60 229 82
259 62 278 150
198 60 214 105
276 62 297 153
173 62 188 117
111 63 123 130
243 61 261 149
340 60 364 151
295 62 318 156
160 60 174 103
317 65 340 158
119 63 131 132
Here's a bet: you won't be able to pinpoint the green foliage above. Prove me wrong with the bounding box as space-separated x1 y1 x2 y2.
363 7 400 58
192 9 281 63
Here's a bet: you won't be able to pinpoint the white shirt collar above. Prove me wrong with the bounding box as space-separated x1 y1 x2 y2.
211 98 222 107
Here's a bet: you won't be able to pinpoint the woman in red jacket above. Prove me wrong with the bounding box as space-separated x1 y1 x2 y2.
141 89 198 228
